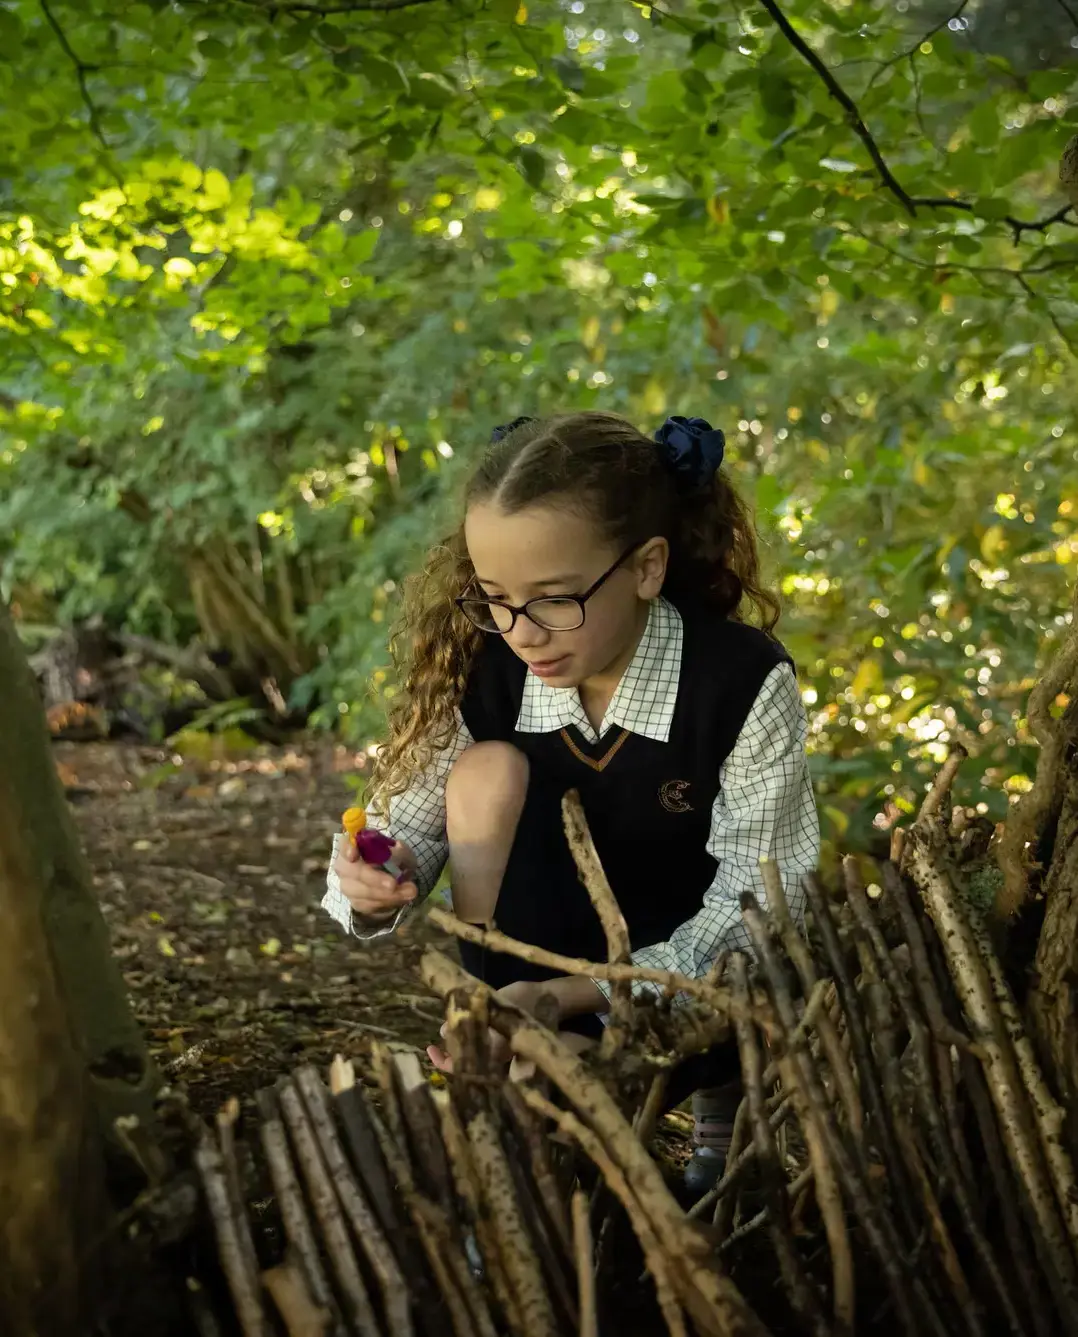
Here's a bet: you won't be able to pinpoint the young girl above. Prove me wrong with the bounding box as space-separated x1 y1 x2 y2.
323 411 818 1193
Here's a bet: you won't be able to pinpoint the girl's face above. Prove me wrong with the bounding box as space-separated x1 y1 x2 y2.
464 501 667 689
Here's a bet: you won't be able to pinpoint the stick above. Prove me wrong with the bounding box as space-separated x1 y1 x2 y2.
427 905 760 1019
632 1069 670 1149
521 1089 689 1337
967 910 1078 1261
571 1191 598 1337
846 861 1025 1336
963 1054 1054 1337
328 1061 449 1337
758 858 863 1135
740 897 934 1337
262 1263 331 1337
717 1166 814 1256
193 1129 271 1337
730 954 830 1337
420 949 770 1337
906 834 1078 1310
216 1098 267 1311
293 1066 414 1337
847 906 982 1337
562 789 633 1051
800 877 914 1220
369 1044 499 1337
255 1089 342 1336
275 1078 383 1337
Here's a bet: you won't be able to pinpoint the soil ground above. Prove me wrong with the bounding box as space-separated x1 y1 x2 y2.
60 737 447 1117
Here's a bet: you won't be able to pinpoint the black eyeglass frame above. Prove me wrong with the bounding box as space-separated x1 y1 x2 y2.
455 543 642 635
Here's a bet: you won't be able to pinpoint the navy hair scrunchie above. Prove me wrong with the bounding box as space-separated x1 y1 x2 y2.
489 415 537 444
654 415 726 489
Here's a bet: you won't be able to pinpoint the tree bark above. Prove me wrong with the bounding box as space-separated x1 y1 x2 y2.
0 601 158 1134
0 601 162 1331
0 611 107 1329
1028 695 1078 1138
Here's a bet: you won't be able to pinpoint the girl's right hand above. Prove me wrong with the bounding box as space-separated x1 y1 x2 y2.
333 832 419 919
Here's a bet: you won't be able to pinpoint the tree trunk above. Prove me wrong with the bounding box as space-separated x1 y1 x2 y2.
0 601 159 1332
1027 695 1078 1136
0 601 159 1131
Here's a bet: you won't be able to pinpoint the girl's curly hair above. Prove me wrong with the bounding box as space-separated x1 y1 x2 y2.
369 411 780 810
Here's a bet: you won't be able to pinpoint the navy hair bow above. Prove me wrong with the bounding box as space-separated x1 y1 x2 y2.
489 416 537 443
654 415 725 489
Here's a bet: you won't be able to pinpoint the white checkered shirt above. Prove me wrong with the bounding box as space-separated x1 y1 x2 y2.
323 598 819 999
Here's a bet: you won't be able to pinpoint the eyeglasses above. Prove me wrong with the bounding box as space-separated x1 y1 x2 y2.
456 545 640 635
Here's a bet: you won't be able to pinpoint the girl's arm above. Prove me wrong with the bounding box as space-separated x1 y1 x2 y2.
595 662 819 1000
322 716 474 939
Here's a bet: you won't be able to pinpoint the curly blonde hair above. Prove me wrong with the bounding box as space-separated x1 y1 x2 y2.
369 412 780 810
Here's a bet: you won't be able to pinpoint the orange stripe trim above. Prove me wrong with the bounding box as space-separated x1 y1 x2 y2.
559 727 631 773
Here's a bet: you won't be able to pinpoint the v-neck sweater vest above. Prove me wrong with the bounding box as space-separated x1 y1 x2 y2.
459 602 791 957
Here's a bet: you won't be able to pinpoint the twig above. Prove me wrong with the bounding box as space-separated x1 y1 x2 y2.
730 954 830 1336
962 1054 1056 1337
194 1129 271 1337
571 1191 598 1337
846 894 983 1337
741 896 934 1337
759 858 863 1135
370 1043 498 1337
420 948 771 1337
798 878 914 1230
866 1 971 89
262 1263 331 1337
686 1093 795 1224
906 835 1078 1311
255 1090 343 1336
328 1062 450 1337
38 0 125 185
758 0 1075 237
562 790 633 1050
632 1068 670 1148
520 1089 689 1337
294 1066 414 1337
276 1078 383 1336
997 602 1078 915
427 905 756 1020
848 862 1025 1335
717 1166 814 1256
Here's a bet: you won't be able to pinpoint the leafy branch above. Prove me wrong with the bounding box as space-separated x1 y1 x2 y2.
865 0 971 91
38 0 124 186
758 0 1074 241
203 0 449 13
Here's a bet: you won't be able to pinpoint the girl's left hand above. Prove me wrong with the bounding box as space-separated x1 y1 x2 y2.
426 980 551 1077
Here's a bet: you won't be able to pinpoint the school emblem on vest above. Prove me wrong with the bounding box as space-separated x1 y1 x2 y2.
659 780 693 813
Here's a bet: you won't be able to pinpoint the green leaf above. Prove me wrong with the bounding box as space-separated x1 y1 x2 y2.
517 146 546 189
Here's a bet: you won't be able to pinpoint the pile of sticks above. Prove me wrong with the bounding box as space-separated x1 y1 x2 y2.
191 763 1078 1337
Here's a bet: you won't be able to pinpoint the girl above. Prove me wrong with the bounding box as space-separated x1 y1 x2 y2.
324 411 818 1193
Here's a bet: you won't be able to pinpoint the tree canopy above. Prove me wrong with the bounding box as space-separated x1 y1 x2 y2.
1 0 1077 854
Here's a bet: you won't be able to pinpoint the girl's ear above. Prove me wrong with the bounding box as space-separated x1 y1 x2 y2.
634 537 669 600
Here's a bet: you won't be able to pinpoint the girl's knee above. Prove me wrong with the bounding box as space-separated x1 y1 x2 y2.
446 742 528 822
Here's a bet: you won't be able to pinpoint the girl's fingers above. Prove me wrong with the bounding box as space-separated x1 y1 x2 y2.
427 1044 453 1072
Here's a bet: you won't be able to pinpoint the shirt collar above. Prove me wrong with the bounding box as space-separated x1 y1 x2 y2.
515 597 683 744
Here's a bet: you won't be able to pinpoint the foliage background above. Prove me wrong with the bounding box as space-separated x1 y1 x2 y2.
1 0 1076 855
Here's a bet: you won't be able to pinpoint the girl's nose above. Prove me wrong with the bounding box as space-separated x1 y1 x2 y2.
508 617 551 653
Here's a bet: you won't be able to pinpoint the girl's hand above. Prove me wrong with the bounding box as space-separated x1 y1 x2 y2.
427 980 567 1076
333 831 419 919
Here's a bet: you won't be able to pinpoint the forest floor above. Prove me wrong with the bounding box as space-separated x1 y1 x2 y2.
59 737 692 1163
60 736 448 1118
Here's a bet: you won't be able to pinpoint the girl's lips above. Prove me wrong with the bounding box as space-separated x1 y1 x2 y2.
528 655 570 679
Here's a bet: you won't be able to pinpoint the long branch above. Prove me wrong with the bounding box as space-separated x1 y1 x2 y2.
38 0 123 185
759 0 1075 237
